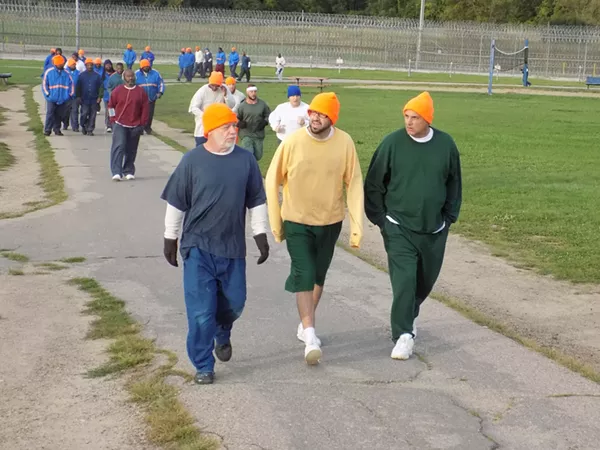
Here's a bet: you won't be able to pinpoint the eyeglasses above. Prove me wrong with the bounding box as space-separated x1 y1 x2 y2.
309 111 329 120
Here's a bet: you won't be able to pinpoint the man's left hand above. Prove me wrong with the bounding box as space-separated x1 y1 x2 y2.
157 93 162 99
253 233 269 265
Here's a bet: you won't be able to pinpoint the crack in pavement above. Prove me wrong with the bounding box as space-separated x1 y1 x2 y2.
447 397 501 450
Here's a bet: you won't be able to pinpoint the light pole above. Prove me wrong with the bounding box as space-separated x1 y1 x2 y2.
75 0 80 51
415 0 425 71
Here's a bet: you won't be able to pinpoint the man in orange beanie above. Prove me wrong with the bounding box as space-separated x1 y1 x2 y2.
265 92 364 365
188 71 239 146
160 103 269 385
364 91 462 361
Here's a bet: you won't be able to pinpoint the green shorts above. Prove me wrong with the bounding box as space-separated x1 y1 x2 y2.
283 220 342 293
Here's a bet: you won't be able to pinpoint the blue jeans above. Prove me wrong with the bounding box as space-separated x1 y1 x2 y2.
70 98 79 130
110 123 141 176
80 103 98 133
183 247 247 373
44 101 68 134
195 136 207 146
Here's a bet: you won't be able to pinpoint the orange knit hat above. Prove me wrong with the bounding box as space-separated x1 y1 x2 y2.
78 49 85 55
140 59 151 69
186 47 192 52
208 71 223 86
127 43 132 49
85 58 93 64
308 92 340 125
202 103 237 138
145 46 151 51
52 54 65 66
225 76 236 85
94 57 102 65
67 58 77 68
403 91 434 124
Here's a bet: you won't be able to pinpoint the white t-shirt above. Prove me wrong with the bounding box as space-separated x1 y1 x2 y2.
188 84 238 137
195 51 204 64
268 101 310 141
76 59 86 73
276 56 286 70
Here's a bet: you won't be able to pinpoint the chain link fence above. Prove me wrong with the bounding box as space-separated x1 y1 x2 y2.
2 0 600 80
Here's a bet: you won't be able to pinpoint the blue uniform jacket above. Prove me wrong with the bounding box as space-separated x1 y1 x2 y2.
182 53 195 68
42 53 54 77
178 53 185 69
141 51 155 66
77 70 103 105
102 71 115 102
216 51 226 65
229 52 239 66
123 49 137 66
241 55 250 69
135 69 165 102
65 67 80 98
42 67 74 105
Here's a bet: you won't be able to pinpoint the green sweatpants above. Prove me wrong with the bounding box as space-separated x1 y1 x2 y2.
382 220 449 341
283 220 342 293
240 136 264 161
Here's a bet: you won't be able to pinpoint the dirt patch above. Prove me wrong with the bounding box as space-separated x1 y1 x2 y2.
347 84 600 98
0 88 46 216
0 269 154 450
339 217 600 373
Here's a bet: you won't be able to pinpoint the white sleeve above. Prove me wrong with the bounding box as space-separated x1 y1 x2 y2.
225 88 238 109
268 105 281 131
189 87 204 116
248 203 268 236
164 203 185 239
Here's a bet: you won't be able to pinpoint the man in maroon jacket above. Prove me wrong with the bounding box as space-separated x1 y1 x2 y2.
108 69 149 181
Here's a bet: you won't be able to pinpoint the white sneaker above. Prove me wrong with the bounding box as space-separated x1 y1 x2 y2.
304 341 322 365
413 324 417 338
391 333 414 360
125 174 135 180
112 174 122 181
297 323 322 347
106 127 112 133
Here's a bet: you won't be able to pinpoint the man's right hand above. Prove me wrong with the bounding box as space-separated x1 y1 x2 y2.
163 238 178 267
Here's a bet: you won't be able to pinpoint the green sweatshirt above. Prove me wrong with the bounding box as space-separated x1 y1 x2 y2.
364 127 462 234
236 99 271 140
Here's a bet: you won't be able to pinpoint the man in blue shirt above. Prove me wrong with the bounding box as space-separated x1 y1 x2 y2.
228 47 239 79
237 51 251 82
41 54 74 136
161 103 270 385
76 58 103 136
135 59 165 134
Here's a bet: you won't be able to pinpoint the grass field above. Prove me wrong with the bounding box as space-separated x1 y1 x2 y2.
155 82 600 284
0 58 588 88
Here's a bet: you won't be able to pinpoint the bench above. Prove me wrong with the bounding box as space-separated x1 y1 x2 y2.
288 76 330 92
0 73 12 85
293 83 332 91
585 76 600 88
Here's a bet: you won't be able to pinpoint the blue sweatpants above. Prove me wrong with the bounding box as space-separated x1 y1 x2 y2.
183 247 247 373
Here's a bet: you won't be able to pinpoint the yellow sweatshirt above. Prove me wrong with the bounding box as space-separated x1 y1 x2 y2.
265 127 364 248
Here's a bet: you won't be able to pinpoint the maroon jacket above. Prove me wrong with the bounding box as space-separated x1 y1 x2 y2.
108 85 149 127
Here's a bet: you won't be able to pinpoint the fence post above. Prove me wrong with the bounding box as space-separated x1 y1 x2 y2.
583 39 588 77
487 38 495 95
478 34 483 73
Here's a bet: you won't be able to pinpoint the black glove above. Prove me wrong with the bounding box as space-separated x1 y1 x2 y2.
237 120 247 129
163 238 178 267
253 233 269 265
257 119 269 131
96 102 101 112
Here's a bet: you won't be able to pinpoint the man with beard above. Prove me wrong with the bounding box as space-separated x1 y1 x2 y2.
135 59 165 135
236 85 271 161
102 59 116 133
160 103 270 385
107 69 149 181
188 71 238 146
265 92 364 365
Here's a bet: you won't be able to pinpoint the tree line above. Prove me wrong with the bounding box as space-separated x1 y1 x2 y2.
122 0 599 26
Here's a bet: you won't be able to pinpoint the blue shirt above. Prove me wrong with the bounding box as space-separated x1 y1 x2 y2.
160 145 266 259
77 70 103 105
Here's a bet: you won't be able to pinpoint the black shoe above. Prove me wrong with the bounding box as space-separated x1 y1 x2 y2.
88 131 94 136
44 131 51 136
215 342 232 362
145 129 152 135
194 372 214 385
54 130 63 136
72 128 79 132
82 130 87 135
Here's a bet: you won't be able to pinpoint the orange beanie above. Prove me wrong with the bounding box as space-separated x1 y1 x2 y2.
403 91 434 124
140 59 151 69
145 46 150 51
225 76 236 85
202 103 237 138
127 43 132 49
208 71 223 86
85 58 93 64
67 58 77 68
78 49 85 55
94 57 102 65
52 54 66 66
308 92 340 125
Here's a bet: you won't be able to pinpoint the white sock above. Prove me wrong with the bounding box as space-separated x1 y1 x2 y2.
304 327 317 345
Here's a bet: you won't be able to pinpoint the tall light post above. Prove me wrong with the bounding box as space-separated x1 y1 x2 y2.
75 0 80 51
415 0 425 71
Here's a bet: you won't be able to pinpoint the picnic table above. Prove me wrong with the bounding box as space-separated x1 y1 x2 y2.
288 76 330 92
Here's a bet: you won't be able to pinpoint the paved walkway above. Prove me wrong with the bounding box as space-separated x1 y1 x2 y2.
1 89 599 450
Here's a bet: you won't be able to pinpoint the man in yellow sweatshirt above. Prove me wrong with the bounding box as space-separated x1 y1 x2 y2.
265 92 364 365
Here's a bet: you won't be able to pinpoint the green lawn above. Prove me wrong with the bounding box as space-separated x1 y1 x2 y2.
0 58 587 88
155 82 600 284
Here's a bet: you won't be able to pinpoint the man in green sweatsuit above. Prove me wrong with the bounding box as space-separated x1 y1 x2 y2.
236 84 271 161
364 91 462 361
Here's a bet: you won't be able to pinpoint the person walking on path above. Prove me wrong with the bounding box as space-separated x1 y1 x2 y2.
236 85 271 161
265 92 364 365
225 77 245 112
102 59 116 133
160 103 270 385
188 71 238 146
237 51 251 82
183 48 195 82
275 53 286 81
140 46 155 67
228 47 239 78
123 44 136 69
107 69 149 181
363 91 462 361
135 59 165 135
93 58 104 77
194 46 205 78
63 58 80 132
268 85 309 144
77 58 103 136
42 54 74 136
107 62 124 94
